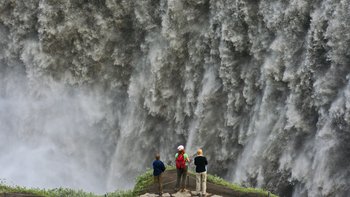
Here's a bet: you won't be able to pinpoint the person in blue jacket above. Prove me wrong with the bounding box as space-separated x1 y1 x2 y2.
153 153 166 196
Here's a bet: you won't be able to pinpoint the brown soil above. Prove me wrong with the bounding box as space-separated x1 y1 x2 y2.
141 170 267 197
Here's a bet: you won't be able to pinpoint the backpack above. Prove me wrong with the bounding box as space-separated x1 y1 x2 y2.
176 154 186 169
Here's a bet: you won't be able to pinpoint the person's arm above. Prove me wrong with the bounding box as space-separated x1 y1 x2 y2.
152 161 156 171
185 154 190 162
204 157 208 165
161 161 166 172
194 157 198 165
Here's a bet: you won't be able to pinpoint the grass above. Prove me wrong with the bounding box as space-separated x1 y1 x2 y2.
206 173 279 197
132 166 279 197
132 169 153 196
105 190 134 197
0 166 278 197
0 184 48 196
0 184 133 197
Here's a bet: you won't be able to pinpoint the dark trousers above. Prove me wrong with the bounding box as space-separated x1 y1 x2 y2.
154 174 163 194
175 167 187 190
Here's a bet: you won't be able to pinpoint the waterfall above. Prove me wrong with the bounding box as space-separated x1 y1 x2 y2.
0 0 349 196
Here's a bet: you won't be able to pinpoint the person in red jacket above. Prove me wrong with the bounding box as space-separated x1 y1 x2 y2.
175 145 190 192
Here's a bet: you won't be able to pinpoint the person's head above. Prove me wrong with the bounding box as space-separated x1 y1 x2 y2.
155 153 160 160
197 148 203 156
177 145 185 154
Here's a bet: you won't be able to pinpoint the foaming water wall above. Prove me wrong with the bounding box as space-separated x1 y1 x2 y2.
0 1 349 196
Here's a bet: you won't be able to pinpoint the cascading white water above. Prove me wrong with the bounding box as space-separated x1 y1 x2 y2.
0 0 349 196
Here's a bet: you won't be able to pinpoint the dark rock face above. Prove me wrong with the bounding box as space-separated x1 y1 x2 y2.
0 0 349 196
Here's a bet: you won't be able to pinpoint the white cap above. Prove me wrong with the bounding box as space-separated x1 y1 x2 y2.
177 145 184 151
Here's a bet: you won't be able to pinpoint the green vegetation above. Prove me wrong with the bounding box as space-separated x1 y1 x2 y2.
105 190 134 197
0 184 133 197
132 166 172 195
0 184 48 196
0 166 278 197
132 169 153 195
206 174 278 197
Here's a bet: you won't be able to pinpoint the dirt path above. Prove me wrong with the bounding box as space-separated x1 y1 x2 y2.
141 170 262 197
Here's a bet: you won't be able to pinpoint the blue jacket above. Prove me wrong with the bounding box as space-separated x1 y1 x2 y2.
153 160 166 176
